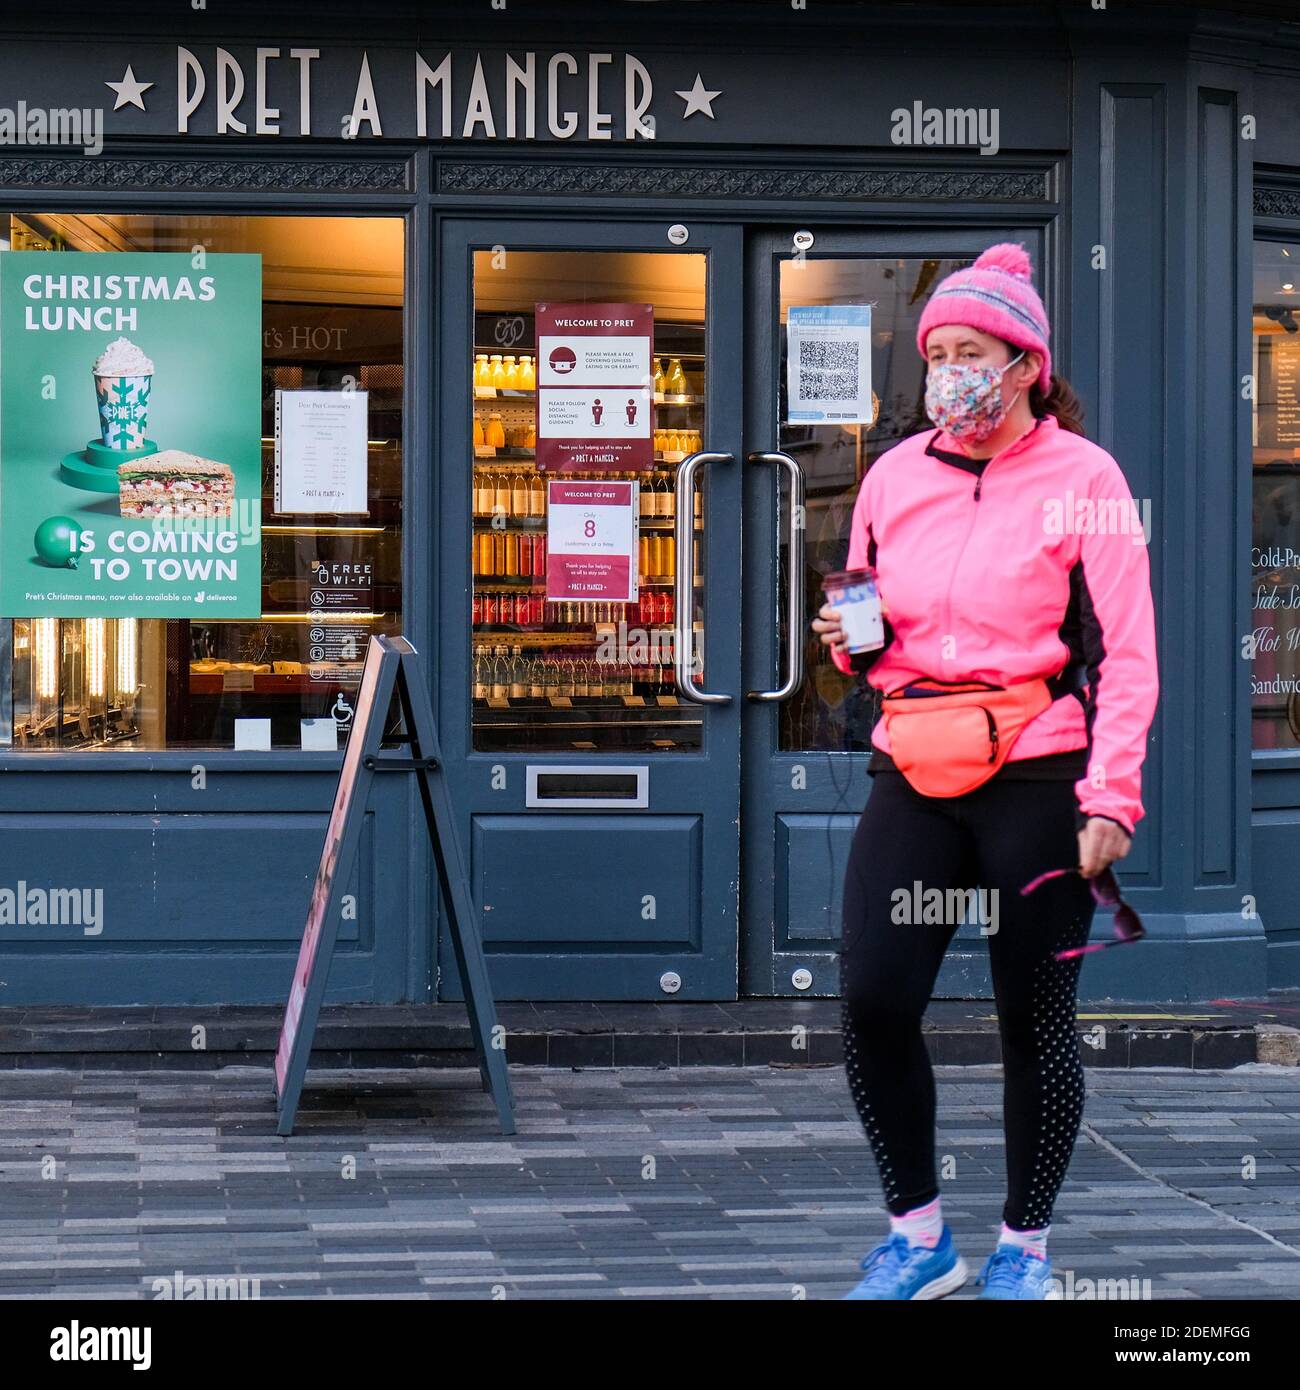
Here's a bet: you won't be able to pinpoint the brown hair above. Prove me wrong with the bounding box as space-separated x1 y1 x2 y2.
996 337 1086 436
1031 374 1086 436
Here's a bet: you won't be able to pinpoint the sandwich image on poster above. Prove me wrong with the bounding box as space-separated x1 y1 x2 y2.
0 251 262 617
117 449 236 519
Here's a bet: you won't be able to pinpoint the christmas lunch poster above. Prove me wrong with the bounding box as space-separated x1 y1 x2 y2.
0 251 262 616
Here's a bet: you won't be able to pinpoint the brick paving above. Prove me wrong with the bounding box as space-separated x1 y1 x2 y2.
0 1062 1297 1300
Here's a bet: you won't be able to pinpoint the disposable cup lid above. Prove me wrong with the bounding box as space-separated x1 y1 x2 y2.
824 567 876 589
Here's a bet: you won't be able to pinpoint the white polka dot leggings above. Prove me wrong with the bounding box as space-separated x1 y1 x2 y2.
840 768 1095 1230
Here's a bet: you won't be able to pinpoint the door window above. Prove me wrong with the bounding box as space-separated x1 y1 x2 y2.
776 256 969 751
470 249 708 753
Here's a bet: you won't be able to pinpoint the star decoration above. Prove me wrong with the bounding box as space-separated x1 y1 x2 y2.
675 74 721 120
106 66 154 112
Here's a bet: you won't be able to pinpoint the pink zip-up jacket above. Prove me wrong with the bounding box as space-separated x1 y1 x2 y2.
830 413 1159 835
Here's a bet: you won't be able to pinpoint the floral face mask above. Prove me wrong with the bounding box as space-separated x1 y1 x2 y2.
924 349 1027 443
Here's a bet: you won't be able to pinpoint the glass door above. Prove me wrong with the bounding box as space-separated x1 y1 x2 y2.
438 219 743 999
740 228 1047 996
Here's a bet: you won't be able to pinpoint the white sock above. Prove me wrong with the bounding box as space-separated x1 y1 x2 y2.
1000 1221 1049 1260
889 1195 943 1248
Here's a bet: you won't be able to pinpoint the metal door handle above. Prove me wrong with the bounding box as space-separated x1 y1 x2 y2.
674 451 733 705
746 450 806 702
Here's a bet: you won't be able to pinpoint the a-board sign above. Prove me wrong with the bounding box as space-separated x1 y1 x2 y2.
273 640 386 1102
273 634 515 1138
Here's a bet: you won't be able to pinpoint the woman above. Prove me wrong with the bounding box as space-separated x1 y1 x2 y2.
813 244 1158 1300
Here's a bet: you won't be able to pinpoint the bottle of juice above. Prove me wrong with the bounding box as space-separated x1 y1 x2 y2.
503 355 518 389
529 473 545 516
493 469 510 515
519 354 536 391
512 470 529 515
491 646 508 700
667 358 688 397
489 354 505 390
474 354 491 390
653 358 666 398
473 415 485 448
486 412 506 449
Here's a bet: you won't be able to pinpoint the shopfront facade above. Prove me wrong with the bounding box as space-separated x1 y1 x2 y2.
0 0 1295 1006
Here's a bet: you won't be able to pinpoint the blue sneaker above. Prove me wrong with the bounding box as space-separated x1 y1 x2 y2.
842 1224 968 1300
975 1243 1060 1299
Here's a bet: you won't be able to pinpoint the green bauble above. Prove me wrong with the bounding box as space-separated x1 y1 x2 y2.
33 515 84 569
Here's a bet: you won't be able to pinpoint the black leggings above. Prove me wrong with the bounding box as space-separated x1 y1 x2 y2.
840 769 1095 1230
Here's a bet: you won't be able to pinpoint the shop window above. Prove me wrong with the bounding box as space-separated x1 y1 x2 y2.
0 213 404 751
1251 239 1300 751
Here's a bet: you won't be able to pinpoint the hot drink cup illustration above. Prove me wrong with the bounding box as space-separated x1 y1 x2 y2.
92 336 154 450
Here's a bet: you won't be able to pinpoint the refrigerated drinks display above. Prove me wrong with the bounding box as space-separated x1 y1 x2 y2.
471 250 707 753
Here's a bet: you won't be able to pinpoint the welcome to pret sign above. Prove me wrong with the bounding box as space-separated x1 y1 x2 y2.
535 302 653 473
545 480 638 604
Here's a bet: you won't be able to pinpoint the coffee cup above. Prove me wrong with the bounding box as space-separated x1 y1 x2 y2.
91 337 154 450
824 567 884 653
94 372 152 449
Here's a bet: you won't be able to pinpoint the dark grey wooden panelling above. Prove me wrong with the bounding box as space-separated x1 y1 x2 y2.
0 153 412 193
471 814 701 948
1195 89 1243 886
1093 81 1167 890
438 162 1054 202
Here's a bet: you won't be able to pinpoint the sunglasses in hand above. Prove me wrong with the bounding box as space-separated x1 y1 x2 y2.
1020 864 1145 959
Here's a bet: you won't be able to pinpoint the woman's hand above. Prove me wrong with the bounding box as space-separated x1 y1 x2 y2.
812 601 848 652
812 595 890 651
1077 816 1131 878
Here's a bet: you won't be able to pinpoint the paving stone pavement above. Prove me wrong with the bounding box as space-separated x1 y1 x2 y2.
0 1062 1297 1300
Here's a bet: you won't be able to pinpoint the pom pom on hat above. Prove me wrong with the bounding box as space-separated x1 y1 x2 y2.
971 242 1034 281
915 241 1053 393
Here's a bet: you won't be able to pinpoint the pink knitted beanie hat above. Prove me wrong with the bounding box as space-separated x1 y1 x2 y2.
916 243 1052 394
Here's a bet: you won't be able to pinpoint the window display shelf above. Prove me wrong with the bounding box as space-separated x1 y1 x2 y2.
188 671 363 695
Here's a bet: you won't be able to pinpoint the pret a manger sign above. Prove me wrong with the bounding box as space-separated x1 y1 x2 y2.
176 49 659 140
535 302 653 473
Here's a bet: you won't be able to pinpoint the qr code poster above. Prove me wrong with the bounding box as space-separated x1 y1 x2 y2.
786 304 875 425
